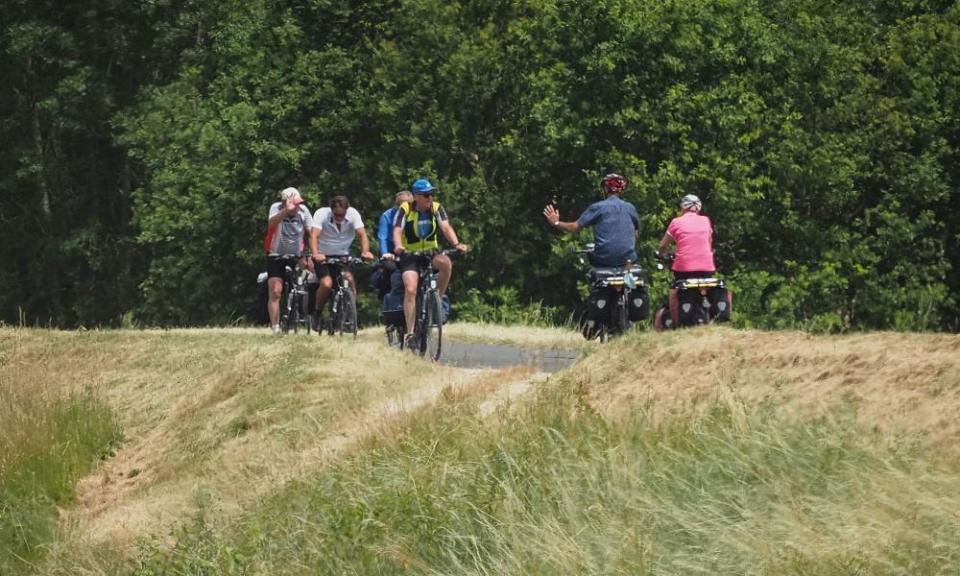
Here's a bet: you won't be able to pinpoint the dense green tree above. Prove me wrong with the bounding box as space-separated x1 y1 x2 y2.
2 0 958 330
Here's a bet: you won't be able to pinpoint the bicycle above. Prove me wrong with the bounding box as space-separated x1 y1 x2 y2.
377 259 406 349
653 251 731 330
397 248 459 360
576 244 649 342
279 257 313 335
315 255 365 338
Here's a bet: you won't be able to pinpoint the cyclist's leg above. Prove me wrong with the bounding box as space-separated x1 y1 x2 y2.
654 307 666 331
314 264 334 314
268 278 284 327
266 257 287 330
433 252 453 298
401 270 419 335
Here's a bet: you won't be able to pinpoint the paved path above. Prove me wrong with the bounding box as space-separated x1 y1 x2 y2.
441 341 580 373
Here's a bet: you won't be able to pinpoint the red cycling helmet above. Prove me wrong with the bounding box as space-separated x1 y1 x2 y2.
601 173 628 194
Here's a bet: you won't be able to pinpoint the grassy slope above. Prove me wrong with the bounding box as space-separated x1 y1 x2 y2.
6 326 960 574
1 329 123 574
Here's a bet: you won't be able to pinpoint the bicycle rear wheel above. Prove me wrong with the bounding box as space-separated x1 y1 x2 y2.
696 293 711 325
420 290 443 361
616 297 630 335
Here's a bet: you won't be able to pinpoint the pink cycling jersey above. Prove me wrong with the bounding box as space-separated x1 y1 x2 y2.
666 212 716 272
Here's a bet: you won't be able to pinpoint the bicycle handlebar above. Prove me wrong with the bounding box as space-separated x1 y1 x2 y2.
653 250 675 263
317 255 368 265
398 248 462 258
653 250 675 271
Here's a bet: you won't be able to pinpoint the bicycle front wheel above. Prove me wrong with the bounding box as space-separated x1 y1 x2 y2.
281 288 294 334
289 294 301 334
420 290 443 361
339 289 358 338
300 290 312 335
328 292 340 336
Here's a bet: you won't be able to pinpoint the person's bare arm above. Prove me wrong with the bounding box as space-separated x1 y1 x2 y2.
392 223 405 254
657 232 675 255
543 204 582 233
309 226 322 261
439 220 467 251
356 228 374 260
268 199 296 229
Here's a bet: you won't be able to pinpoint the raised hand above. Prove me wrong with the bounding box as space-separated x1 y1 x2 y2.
543 204 560 225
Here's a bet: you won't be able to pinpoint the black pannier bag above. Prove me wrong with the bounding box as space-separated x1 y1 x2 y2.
588 289 612 322
628 285 649 321
709 284 731 321
381 290 405 327
677 285 700 326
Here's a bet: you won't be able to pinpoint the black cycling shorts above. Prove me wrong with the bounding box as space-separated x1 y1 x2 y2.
267 255 301 279
397 252 434 274
315 260 353 279
673 270 715 281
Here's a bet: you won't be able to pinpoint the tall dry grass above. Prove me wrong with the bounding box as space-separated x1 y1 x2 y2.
11 325 960 575
35 326 960 575
13 327 496 569
116 356 960 575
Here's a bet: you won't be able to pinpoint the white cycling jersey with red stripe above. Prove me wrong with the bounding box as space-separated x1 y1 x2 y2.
264 202 315 256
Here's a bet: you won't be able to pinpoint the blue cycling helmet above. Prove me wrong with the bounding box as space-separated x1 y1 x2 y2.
411 178 437 195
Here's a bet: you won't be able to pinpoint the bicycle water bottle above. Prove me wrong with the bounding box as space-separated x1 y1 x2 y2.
623 259 636 290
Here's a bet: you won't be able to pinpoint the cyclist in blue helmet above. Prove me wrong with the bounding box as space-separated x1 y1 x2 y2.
392 178 468 347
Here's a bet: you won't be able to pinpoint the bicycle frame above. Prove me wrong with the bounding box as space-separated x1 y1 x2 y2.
280 257 312 334
401 249 457 360
318 256 363 337
576 245 646 342
654 251 731 329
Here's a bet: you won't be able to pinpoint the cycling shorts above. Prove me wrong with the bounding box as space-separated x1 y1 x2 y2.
673 270 715 281
267 255 301 279
397 252 435 274
315 260 354 279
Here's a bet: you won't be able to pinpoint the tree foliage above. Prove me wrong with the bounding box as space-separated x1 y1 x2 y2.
2 0 958 330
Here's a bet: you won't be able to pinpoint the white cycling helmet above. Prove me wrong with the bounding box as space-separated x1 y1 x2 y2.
680 194 702 212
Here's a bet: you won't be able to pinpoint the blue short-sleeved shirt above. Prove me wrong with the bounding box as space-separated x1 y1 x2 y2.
576 196 640 267
378 207 398 256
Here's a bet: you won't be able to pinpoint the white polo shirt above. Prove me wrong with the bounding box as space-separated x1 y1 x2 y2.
313 207 365 255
